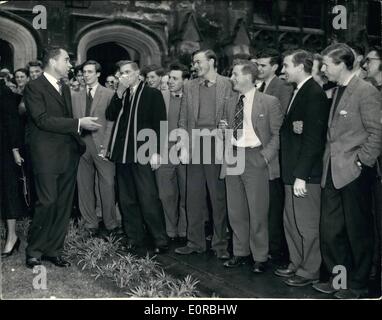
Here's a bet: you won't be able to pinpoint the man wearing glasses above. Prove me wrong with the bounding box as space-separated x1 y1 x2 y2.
105 75 117 91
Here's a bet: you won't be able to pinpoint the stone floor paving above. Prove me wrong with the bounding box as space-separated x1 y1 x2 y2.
153 242 381 299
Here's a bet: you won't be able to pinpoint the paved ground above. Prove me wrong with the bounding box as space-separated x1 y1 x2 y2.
153 241 381 299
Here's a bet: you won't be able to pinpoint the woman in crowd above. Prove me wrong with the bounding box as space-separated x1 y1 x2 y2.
1 78 26 258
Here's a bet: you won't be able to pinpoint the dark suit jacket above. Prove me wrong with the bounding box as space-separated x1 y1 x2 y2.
280 78 330 185
265 76 294 115
24 75 85 174
322 76 382 189
106 81 167 163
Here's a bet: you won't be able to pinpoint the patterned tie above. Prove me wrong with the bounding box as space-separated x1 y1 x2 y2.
85 87 93 117
232 95 245 140
258 82 266 93
204 80 210 87
56 80 62 95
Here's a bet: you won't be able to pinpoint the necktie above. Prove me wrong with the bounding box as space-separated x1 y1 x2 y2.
57 80 62 95
232 95 245 140
85 87 93 117
204 80 209 87
258 82 266 93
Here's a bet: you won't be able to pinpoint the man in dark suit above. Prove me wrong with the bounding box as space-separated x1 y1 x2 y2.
221 61 283 273
24 47 101 268
313 43 382 299
105 60 168 254
72 60 118 236
276 50 330 286
175 50 232 259
256 48 294 265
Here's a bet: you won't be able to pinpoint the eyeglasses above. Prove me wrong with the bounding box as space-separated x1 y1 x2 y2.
364 57 381 64
106 81 115 84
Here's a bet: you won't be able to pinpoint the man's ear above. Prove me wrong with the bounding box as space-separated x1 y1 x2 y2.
271 64 278 73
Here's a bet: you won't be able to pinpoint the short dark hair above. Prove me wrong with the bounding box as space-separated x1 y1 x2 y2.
234 61 259 83
346 41 365 56
146 64 165 77
42 46 65 68
256 48 281 66
369 45 382 59
14 68 29 77
192 49 218 68
26 60 43 69
169 62 190 80
118 60 139 71
321 43 355 70
82 60 102 73
284 49 314 74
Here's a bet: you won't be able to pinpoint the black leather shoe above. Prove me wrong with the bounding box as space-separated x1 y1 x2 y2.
215 249 230 260
284 275 319 287
42 256 71 268
26 256 42 269
153 246 169 254
274 267 295 278
223 256 249 268
252 261 267 273
2 238 21 258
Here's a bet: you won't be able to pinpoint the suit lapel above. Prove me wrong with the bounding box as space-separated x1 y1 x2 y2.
192 81 200 121
251 92 262 133
62 85 72 116
41 75 65 108
329 76 358 127
228 93 238 127
215 75 224 123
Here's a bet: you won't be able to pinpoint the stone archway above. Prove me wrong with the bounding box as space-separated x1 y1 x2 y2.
76 21 166 67
0 15 38 70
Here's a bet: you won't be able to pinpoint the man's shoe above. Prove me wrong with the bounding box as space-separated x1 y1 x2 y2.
153 246 169 254
312 281 338 294
284 275 319 287
274 267 295 278
215 249 230 260
175 245 204 255
42 256 71 268
334 288 367 299
223 256 249 268
26 256 42 269
252 261 267 273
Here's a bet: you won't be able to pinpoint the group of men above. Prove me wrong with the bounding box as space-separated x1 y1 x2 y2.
19 42 381 299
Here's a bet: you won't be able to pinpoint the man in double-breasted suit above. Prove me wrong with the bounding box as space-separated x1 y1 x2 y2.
313 44 382 299
221 62 283 273
24 47 101 269
175 50 233 258
277 50 330 286
72 60 118 235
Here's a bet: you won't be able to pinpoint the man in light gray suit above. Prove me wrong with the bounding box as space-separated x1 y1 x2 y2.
175 49 233 258
72 60 118 235
221 61 283 273
313 43 382 299
155 63 189 241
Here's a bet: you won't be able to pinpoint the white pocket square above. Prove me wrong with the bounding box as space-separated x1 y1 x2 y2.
259 114 264 118
339 110 348 116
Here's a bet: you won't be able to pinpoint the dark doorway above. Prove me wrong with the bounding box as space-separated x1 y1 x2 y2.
87 42 130 86
0 39 13 71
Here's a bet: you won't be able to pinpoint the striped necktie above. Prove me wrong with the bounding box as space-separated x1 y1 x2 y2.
232 95 245 140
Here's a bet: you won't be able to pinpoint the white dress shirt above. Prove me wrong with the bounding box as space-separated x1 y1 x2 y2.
86 83 98 98
44 72 61 93
233 87 262 148
286 76 312 114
